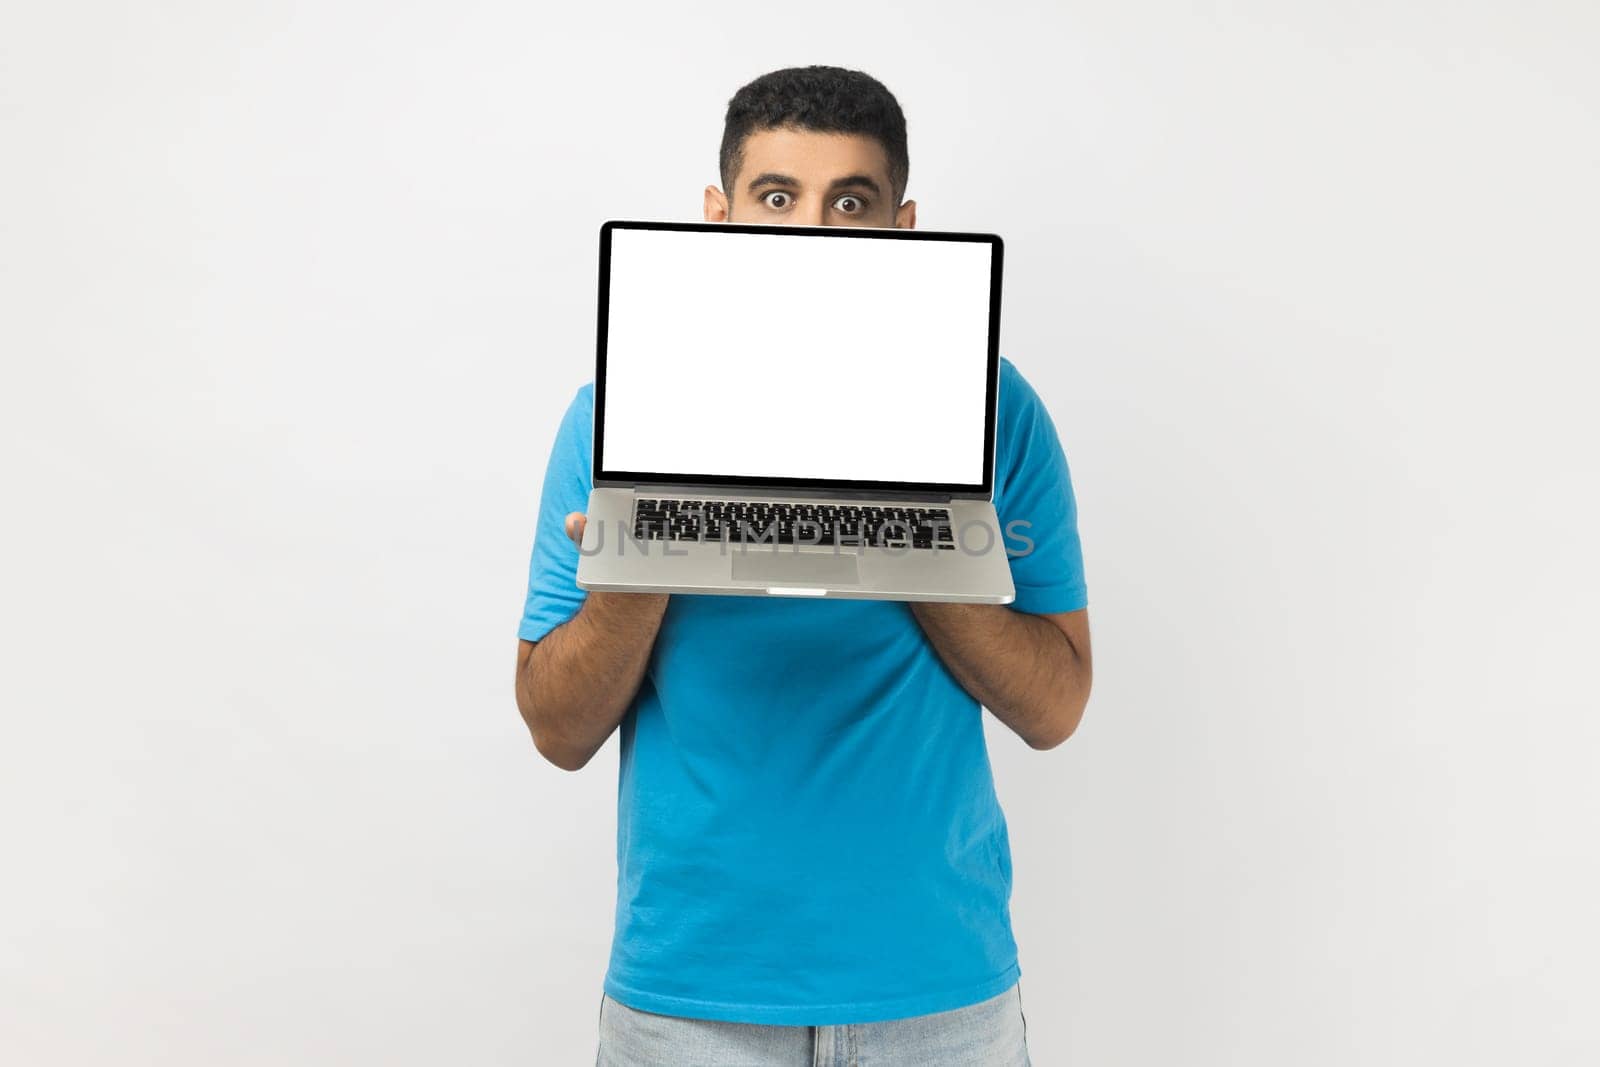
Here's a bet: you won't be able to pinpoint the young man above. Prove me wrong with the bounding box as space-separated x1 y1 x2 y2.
515 66 1092 1065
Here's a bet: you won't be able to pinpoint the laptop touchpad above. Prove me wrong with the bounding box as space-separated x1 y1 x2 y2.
731 551 861 586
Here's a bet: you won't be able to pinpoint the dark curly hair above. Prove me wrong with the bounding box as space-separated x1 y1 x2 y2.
719 66 910 207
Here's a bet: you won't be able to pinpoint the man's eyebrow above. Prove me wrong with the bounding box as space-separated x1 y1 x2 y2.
827 174 883 196
746 172 884 197
747 172 800 193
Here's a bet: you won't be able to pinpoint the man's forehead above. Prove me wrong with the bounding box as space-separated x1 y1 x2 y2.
734 127 892 186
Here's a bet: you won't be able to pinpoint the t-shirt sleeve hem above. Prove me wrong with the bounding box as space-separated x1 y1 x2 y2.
1009 585 1088 616
517 609 578 645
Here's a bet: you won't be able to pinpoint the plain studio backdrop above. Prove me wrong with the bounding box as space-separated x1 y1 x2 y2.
2 2 1596 1064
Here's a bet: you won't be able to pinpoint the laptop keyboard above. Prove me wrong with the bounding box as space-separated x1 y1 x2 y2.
631 498 957 550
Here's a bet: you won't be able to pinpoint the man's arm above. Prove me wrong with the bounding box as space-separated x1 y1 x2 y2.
515 513 669 772
908 603 1092 750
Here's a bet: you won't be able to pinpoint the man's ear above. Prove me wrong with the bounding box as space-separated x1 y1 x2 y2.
704 185 730 222
894 199 917 229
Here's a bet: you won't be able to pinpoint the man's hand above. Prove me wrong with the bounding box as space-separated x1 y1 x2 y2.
514 512 671 771
563 511 587 547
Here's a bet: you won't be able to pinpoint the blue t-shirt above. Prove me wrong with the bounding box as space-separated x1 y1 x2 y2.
518 357 1088 1026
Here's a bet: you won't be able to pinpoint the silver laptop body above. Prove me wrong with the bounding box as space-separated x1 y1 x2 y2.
575 220 1015 604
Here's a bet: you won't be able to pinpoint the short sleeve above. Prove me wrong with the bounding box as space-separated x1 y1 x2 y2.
517 383 595 643
993 359 1089 615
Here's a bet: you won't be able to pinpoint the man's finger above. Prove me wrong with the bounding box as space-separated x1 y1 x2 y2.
564 512 587 545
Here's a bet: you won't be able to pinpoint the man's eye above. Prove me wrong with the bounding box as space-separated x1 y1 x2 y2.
833 194 867 214
761 191 792 209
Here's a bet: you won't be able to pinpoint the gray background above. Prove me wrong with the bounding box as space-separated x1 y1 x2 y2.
3 2 1597 1064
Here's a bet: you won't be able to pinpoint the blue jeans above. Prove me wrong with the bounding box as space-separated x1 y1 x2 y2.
596 981 1031 1065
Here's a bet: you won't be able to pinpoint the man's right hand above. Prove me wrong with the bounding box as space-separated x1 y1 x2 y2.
515 509 670 771
564 511 588 547
563 511 668 604
563 510 670 604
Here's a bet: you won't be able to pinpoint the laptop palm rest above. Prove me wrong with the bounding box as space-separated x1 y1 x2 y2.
731 551 860 588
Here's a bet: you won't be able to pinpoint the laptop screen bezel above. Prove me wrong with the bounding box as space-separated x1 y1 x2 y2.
591 219 1004 499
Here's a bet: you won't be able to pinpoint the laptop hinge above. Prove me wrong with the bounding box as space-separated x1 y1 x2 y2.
631 483 956 503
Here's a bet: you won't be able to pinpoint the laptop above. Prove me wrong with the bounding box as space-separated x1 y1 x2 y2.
575 219 1015 604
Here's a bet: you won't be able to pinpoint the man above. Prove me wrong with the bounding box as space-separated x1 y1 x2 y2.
515 65 1092 1065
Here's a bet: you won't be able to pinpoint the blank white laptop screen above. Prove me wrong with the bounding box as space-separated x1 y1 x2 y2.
599 226 995 487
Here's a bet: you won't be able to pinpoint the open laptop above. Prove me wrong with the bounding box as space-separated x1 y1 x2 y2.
575 219 1015 604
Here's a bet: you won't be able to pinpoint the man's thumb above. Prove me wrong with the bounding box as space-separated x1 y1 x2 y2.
564 512 587 545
